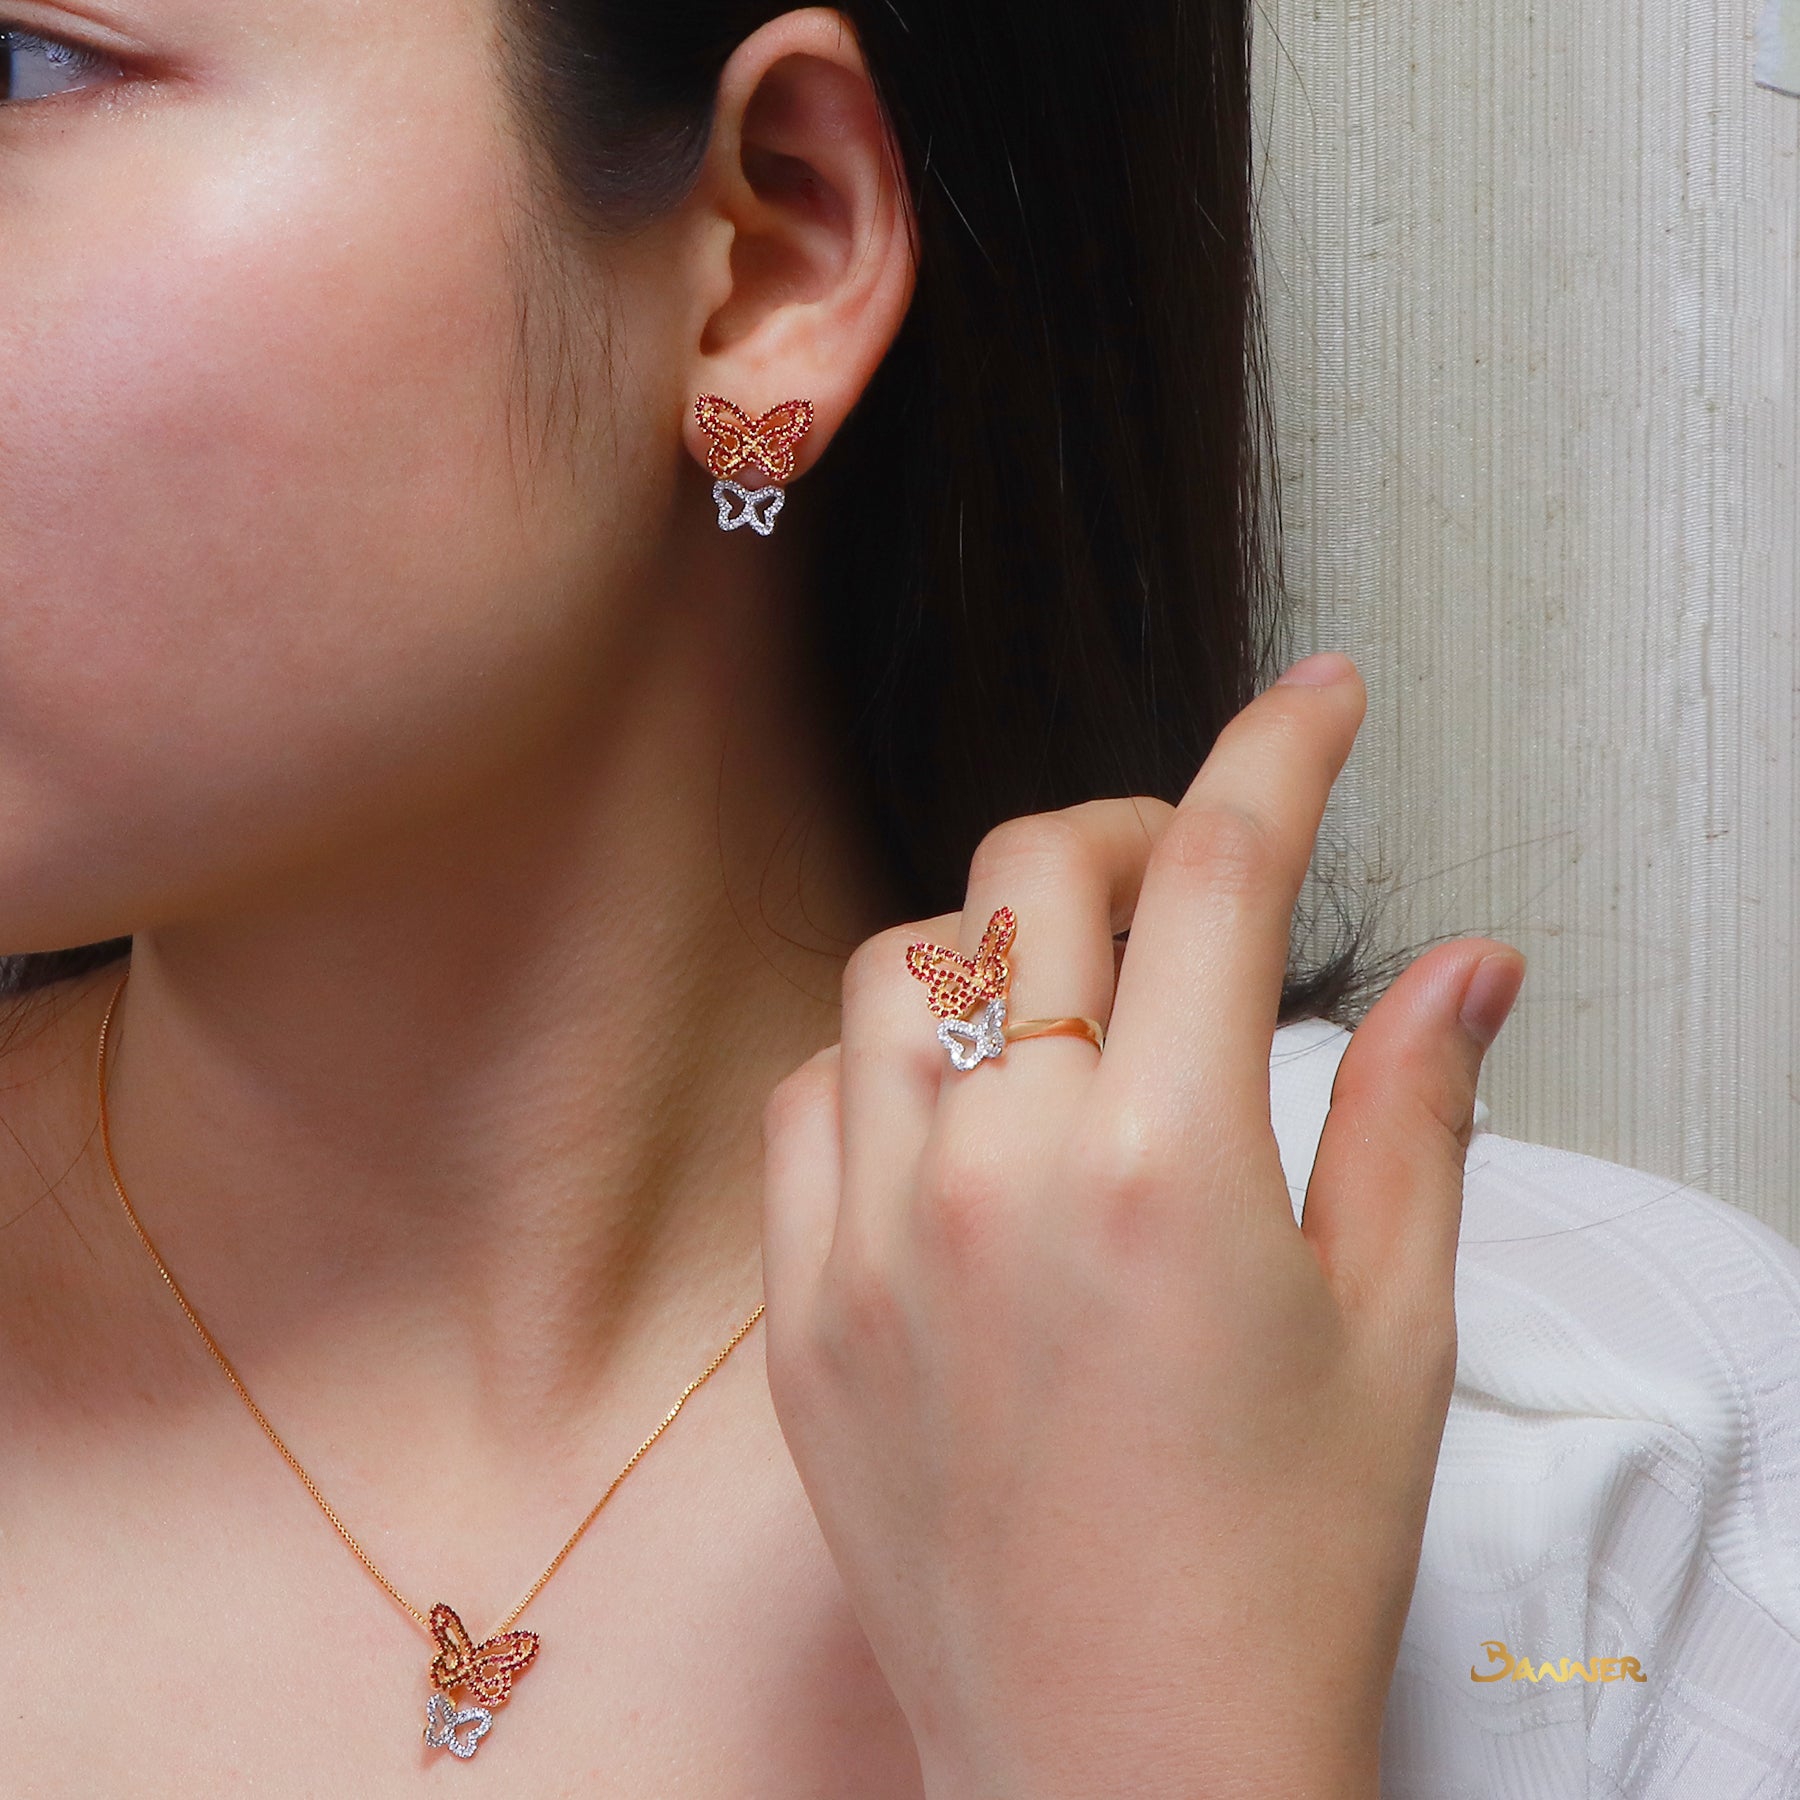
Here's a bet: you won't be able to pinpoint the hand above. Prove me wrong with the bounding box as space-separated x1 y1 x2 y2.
758 653 1526 1800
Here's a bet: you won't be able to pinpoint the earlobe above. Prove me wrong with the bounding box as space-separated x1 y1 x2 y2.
678 9 917 520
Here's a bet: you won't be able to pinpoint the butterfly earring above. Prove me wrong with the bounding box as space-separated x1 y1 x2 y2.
693 393 814 537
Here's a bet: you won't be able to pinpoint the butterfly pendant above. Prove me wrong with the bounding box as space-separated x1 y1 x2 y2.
423 1691 493 1760
904 906 1017 1021
693 395 814 484
420 1600 540 1758
712 478 788 536
938 994 1009 1070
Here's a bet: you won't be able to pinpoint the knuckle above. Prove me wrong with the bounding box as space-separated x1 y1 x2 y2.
1066 792 1178 847
969 809 1095 888
1403 1067 1481 1165
913 1134 1015 1263
1064 1102 1181 1217
815 1233 904 1363
761 1051 832 1142
759 1084 798 1155
843 922 923 1005
1158 800 1284 899
1334 1043 1479 1165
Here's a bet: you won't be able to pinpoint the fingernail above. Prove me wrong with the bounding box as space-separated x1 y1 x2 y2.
1275 651 1356 687
1459 951 1526 1049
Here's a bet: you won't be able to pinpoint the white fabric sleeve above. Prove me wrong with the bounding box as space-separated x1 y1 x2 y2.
1267 1017 1800 1798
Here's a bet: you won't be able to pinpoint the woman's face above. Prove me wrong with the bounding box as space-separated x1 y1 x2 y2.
0 0 674 950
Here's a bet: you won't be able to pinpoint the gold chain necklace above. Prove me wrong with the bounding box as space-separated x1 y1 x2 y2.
94 966 767 1761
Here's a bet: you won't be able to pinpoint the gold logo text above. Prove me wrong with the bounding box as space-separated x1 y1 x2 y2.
1470 1640 1646 1684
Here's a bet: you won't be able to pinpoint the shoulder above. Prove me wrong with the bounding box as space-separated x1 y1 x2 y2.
1269 1016 1800 1794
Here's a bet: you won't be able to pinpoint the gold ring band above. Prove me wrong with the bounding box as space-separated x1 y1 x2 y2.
1004 1015 1107 1053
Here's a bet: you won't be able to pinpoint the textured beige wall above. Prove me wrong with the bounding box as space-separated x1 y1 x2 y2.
1253 1 1800 1239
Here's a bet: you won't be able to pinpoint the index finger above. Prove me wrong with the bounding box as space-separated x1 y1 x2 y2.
1090 651 1366 1141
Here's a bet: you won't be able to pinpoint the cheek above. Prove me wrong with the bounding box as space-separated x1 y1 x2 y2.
0 111 627 943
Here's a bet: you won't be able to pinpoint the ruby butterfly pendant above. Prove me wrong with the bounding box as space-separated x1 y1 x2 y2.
420 1602 540 1761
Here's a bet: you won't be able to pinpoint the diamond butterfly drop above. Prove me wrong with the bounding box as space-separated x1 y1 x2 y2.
423 1692 494 1760
712 478 788 536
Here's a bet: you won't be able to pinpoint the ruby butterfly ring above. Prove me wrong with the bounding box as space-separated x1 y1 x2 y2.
904 905 1108 1072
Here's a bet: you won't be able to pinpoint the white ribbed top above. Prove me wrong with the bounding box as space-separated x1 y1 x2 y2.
1269 1017 1800 1796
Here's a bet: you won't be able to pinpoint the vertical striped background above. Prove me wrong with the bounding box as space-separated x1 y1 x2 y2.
1253 0 1800 1238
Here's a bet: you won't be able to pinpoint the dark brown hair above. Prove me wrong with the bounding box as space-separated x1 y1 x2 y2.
1 0 1394 1020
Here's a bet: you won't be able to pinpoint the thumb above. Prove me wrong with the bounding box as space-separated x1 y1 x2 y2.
1299 940 1526 1321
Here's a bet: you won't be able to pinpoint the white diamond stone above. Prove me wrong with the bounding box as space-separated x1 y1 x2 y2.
424 1691 494 1759
712 478 787 536
937 995 1008 1070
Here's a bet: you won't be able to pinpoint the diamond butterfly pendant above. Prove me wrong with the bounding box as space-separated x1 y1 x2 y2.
423 1692 493 1760
419 1601 540 1760
712 478 787 536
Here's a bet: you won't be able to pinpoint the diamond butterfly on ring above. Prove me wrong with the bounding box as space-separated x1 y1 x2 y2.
937 994 1009 1070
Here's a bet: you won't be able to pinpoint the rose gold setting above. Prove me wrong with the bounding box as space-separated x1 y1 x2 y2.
905 906 1107 1062
428 1602 540 1708
1004 1014 1107 1050
905 904 1017 1019
693 394 815 482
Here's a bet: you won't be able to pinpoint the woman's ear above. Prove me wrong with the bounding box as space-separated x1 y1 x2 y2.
678 8 919 483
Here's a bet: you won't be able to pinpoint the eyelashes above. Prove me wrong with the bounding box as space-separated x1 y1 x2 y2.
1 25 117 106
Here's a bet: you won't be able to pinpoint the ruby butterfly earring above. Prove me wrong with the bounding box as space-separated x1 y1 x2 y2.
693 394 814 537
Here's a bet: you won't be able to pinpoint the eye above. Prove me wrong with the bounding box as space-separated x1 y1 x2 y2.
1 25 118 104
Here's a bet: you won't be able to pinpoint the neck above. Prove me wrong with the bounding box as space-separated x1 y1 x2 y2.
53 547 900 1512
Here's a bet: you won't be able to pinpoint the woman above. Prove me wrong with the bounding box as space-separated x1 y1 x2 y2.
1 2 1794 1794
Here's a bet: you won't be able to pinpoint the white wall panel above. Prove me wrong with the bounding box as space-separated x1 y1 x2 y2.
1253 0 1800 1237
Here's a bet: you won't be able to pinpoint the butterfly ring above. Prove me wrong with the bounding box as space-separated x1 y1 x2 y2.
903 905 1107 1072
